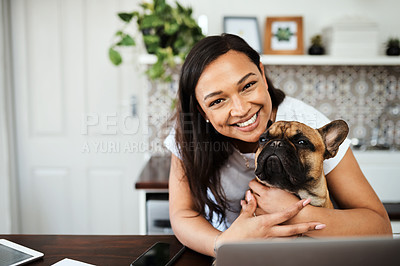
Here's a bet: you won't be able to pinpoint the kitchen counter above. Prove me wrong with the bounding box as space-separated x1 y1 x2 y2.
135 155 170 189
353 150 400 203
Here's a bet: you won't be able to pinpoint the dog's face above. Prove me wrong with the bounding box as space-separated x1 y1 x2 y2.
254 120 349 194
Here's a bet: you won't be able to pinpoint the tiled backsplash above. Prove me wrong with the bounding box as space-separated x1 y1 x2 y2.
147 65 400 154
266 65 400 150
147 78 179 155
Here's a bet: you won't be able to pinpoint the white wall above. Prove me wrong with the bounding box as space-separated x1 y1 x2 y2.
1 0 19 234
9 0 149 234
174 0 400 54
0 0 12 233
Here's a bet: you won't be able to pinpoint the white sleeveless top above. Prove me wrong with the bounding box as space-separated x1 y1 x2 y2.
164 97 351 230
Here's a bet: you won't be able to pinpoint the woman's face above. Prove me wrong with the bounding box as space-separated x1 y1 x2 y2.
195 50 273 143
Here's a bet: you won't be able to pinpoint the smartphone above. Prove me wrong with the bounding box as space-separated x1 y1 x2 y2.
130 242 186 266
0 239 44 266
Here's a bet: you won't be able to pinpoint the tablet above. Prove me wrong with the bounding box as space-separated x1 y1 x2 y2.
0 239 44 266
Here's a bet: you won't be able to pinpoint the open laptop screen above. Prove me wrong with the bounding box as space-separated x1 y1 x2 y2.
216 237 400 266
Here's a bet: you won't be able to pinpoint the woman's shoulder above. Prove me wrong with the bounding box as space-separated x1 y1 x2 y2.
279 96 318 113
164 127 180 158
276 96 330 128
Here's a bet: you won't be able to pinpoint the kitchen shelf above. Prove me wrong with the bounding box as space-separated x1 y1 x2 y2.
260 55 400 66
139 54 400 66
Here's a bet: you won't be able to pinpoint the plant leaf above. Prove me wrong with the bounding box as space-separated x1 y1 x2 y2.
140 2 154 11
118 12 134 23
143 35 160 53
117 34 135 46
164 23 179 35
146 62 165 80
109 47 122 65
140 14 165 29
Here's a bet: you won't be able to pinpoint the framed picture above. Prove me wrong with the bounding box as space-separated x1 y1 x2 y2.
263 16 303 55
224 16 262 54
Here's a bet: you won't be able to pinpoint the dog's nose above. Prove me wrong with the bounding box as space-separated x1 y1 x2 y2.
269 140 282 148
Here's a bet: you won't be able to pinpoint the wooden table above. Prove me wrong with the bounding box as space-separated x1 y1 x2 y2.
0 235 213 266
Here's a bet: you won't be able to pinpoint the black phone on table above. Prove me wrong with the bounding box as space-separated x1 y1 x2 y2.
130 242 186 266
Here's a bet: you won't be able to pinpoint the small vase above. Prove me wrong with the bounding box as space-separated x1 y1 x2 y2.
386 46 400 56
308 45 325 55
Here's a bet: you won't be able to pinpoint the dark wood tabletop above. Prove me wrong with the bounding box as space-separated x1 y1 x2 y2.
0 234 213 266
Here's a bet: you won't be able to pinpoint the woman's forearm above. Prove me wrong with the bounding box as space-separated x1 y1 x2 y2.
168 154 221 257
170 208 220 257
290 206 392 237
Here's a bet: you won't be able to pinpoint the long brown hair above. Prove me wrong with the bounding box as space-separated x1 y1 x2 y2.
175 34 285 225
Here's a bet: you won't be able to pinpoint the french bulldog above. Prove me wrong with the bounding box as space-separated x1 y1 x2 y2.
254 120 349 208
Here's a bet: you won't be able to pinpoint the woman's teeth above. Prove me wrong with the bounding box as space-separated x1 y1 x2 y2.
236 113 257 127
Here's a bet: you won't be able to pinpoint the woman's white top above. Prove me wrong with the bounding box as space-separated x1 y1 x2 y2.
164 96 351 231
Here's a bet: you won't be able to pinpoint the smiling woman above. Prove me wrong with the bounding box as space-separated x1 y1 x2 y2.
195 51 273 144
165 35 287 237
165 34 392 257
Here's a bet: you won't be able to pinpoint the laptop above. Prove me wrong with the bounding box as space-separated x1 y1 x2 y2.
215 237 400 266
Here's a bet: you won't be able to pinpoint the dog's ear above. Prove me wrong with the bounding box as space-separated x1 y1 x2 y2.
266 119 273 129
318 120 349 159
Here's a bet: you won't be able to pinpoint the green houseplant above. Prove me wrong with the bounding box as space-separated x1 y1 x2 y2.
109 0 204 82
308 34 325 55
385 37 400 56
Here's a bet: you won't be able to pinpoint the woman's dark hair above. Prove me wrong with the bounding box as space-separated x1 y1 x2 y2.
175 33 285 225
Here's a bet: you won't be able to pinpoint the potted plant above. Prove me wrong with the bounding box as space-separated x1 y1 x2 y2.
385 37 400 56
109 0 204 82
308 34 325 55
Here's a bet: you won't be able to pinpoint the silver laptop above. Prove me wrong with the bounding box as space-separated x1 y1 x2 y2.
216 237 400 266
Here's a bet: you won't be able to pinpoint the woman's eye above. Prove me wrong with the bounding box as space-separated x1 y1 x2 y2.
209 99 223 107
243 81 256 91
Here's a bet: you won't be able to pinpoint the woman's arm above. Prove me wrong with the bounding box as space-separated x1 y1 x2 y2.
169 154 326 257
250 148 392 236
169 153 220 256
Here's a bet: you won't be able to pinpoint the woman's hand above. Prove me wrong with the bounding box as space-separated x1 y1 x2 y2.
215 191 326 249
249 179 300 215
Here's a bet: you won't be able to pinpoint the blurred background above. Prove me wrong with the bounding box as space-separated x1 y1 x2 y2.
1 0 399 236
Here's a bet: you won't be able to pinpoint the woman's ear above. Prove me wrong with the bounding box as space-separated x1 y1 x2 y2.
196 104 208 121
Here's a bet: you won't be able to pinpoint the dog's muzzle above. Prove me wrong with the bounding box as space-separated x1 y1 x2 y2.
255 140 306 192
255 140 285 179
266 155 283 174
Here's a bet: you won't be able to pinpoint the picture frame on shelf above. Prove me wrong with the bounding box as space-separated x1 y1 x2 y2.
224 16 262 54
263 16 303 55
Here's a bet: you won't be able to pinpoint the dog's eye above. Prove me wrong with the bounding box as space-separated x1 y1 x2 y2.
297 140 307 145
259 136 267 144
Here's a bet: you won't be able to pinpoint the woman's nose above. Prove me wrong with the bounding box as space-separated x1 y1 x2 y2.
230 96 250 117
